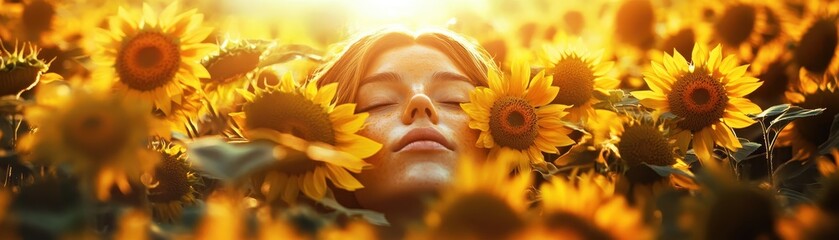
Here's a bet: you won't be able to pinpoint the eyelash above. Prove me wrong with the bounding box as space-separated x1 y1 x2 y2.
358 100 467 112
359 102 395 112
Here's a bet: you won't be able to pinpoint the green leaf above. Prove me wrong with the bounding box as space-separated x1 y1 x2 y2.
777 188 812 207
751 104 790 119
319 193 390 226
643 163 694 179
730 138 762 163
187 138 277 182
768 106 825 132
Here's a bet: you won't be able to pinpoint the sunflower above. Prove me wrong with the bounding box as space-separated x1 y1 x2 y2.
608 114 694 186
748 43 795 107
21 91 159 200
543 0 603 38
610 0 658 50
777 87 839 160
231 72 381 204
0 41 60 97
421 157 532 240
141 138 198 223
538 35 620 123
699 0 769 61
201 38 268 108
534 172 653 240
789 0 839 91
91 1 216 115
602 113 697 206
631 44 763 166
461 61 575 171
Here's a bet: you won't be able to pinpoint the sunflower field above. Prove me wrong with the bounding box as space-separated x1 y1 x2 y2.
1 0 839 239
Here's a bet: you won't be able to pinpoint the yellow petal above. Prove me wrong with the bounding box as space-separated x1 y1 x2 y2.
723 111 756 129
335 133 383 159
727 97 762 114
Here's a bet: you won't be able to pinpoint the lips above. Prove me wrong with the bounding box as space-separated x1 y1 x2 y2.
393 128 455 152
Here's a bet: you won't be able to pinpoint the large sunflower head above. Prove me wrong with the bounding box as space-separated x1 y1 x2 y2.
536 172 652 240
461 61 575 171
790 0 839 91
0 41 56 97
91 1 217 115
22 91 159 200
778 87 839 160
422 157 532 239
631 43 763 166
232 72 381 204
539 37 620 123
142 137 198 223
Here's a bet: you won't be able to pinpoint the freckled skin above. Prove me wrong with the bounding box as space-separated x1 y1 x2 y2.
353 45 487 226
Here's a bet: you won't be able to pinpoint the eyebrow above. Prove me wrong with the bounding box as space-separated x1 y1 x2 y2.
360 72 400 85
432 71 471 83
360 71 471 85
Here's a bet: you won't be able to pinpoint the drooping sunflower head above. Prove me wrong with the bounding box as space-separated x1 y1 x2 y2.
779 87 839 160
92 2 216 114
461 61 575 170
537 172 652 240
233 73 380 204
201 38 266 88
0 41 52 97
539 37 619 122
790 0 839 90
613 116 676 167
142 138 198 223
632 43 763 165
423 158 532 239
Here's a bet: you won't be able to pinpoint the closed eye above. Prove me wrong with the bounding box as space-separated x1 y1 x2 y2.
358 102 396 112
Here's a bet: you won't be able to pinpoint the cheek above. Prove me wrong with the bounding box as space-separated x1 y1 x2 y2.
356 110 399 164
442 109 485 157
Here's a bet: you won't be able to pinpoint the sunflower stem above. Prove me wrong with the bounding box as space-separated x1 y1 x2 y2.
758 120 774 187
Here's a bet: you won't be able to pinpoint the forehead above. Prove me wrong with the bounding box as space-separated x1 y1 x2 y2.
363 45 465 78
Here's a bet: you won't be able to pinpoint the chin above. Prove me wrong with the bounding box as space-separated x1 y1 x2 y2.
353 151 458 224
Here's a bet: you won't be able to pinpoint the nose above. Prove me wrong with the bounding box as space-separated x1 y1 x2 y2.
401 94 439 125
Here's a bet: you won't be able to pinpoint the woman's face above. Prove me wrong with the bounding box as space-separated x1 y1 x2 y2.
353 44 486 218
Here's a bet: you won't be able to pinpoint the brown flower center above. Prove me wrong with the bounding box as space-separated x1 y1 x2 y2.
618 124 675 166
244 91 336 145
63 109 130 160
551 57 595 107
564 11 585 35
22 0 56 34
148 152 191 203
543 212 613 240
116 31 181 91
202 49 262 84
795 19 838 74
0 66 41 96
490 97 539 150
714 4 757 46
795 89 839 146
668 69 729 132
661 28 696 60
615 0 655 48
437 192 524 239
